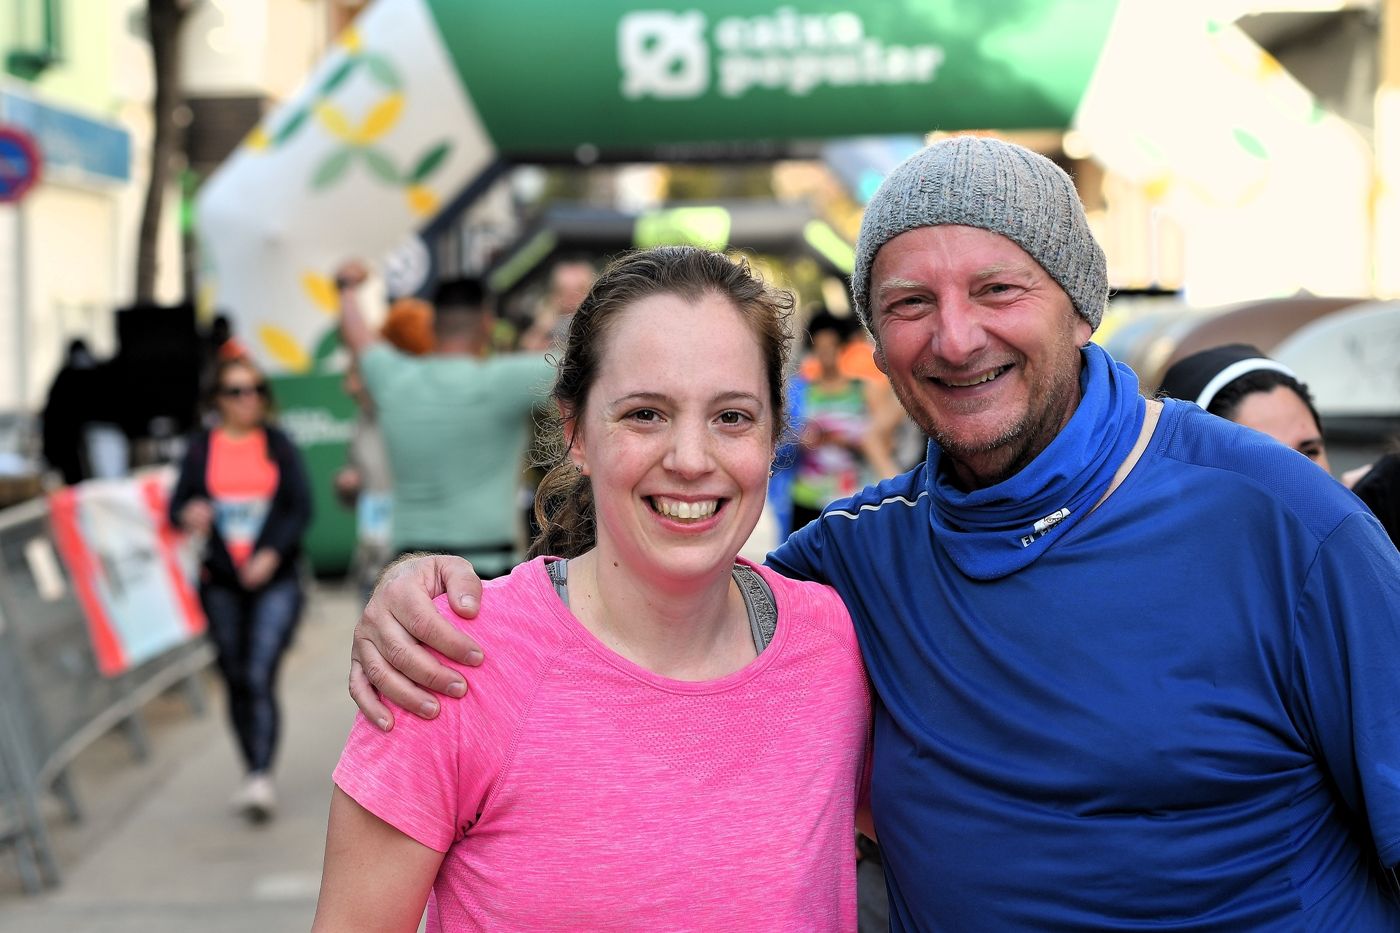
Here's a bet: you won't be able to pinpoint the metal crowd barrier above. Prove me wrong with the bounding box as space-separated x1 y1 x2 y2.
0 495 213 893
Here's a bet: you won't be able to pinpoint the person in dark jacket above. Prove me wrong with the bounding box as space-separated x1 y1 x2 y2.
41 339 103 484
1351 449 1400 551
169 357 312 823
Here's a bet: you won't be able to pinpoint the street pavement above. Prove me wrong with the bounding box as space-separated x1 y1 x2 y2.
0 582 369 933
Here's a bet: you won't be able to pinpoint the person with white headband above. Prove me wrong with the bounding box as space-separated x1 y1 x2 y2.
1159 343 1331 472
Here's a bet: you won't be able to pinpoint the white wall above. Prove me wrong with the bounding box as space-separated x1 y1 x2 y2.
183 0 331 99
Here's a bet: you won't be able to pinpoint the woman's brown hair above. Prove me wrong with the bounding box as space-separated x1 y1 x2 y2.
529 246 793 559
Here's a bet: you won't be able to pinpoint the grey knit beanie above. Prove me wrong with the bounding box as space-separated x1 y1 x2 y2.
852 135 1108 332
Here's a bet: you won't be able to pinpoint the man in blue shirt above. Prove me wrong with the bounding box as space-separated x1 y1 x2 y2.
345 137 1400 929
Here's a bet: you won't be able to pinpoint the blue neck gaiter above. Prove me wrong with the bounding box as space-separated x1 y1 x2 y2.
925 343 1145 581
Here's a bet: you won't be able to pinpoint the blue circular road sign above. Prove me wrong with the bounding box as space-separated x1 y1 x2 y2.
0 126 42 203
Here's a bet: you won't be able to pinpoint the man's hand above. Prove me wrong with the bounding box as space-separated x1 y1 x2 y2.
239 547 281 590
350 555 486 731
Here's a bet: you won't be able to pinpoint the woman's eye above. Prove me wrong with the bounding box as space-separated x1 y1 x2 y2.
629 409 659 423
718 410 751 425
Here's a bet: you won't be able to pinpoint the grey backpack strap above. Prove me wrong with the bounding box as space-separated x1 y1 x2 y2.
546 558 569 608
552 558 776 653
732 564 777 653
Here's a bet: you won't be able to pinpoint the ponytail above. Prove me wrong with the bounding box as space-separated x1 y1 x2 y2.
529 460 595 559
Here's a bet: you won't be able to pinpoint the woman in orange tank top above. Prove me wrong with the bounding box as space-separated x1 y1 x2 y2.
169 357 312 823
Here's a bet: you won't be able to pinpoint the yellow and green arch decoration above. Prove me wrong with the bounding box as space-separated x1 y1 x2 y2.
198 0 1360 376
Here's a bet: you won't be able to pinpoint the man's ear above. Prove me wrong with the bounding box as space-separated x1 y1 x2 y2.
1074 316 1093 348
873 342 889 376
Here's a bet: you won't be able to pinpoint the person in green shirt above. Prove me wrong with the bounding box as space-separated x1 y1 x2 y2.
337 261 554 579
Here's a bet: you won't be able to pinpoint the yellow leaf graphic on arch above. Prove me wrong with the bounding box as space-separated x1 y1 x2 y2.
1256 52 1283 82
1143 173 1172 203
340 26 362 54
302 271 340 314
354 93 405 145
244 126 271 151
315 101 355 142
406 184 438 217
259 324 311 373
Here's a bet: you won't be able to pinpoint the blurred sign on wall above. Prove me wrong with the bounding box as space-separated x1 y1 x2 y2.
0 90 131 185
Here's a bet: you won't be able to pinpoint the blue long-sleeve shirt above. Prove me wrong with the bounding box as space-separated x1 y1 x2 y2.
770 400 1400 930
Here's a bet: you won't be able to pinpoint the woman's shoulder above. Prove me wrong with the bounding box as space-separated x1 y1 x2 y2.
430 559 575 680
184 427 214 452
748 561 853 638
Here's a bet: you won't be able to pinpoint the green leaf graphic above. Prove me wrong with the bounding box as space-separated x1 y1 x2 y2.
1233 127 1269 161
312 326 343 367
320 57 357 96
409 141 451 183
273 107 310 145
362 148 400 184
363 54 402 91
312 149 354 189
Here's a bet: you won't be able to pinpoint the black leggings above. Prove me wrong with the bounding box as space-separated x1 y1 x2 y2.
200 577 303 773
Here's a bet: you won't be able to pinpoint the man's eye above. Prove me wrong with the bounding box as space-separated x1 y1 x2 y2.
884 296 926 315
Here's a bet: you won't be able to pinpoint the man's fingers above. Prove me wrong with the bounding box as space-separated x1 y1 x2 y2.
439 557 485 620
348 658 394 731
379 627 468 700
399 600 481 670
355 634 445 719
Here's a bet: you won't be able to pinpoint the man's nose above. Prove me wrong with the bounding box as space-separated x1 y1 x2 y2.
931 297 988 366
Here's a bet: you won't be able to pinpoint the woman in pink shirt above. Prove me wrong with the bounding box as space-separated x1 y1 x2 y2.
315 247 872 931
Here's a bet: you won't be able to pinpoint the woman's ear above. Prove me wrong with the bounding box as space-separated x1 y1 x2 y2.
561 403 588 476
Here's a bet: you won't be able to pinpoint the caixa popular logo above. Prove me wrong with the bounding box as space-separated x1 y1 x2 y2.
618 7 945 101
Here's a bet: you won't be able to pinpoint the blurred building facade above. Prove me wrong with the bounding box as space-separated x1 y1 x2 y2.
0 0 169 412
0 0 357 417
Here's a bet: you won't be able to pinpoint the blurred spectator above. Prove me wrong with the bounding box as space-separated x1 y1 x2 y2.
796 311 921 472
517 260 597 540
1349 451 1400 551
337 260 554 579
520 258 596 351
377 297 435 356
798 321 885 384
41 339 101 485
169 357 312 824
205 313 250 365
789 309 899 532
1159 343 1331 473
335 300 435 602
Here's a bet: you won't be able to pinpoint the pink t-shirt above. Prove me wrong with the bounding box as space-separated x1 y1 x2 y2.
334 557 871 931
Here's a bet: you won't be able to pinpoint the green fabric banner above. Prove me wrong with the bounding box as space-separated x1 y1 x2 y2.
425 0 1119 154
